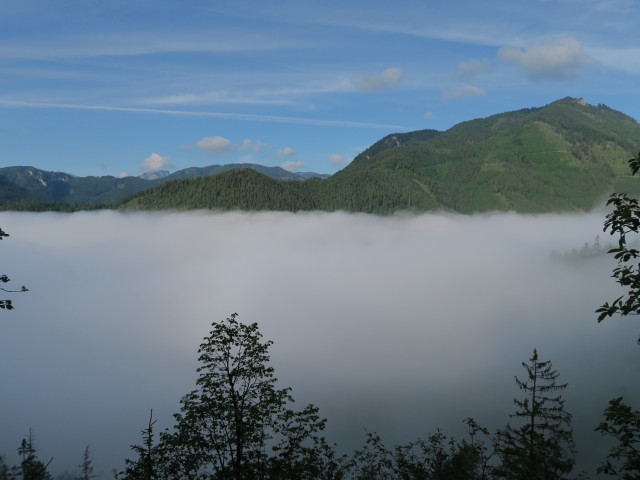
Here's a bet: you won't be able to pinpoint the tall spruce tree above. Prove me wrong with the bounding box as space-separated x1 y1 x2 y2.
496 349 575 480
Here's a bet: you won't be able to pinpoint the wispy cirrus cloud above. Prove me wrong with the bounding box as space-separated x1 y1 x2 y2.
140 92 291 106
0 99 408 129
0 30 304 60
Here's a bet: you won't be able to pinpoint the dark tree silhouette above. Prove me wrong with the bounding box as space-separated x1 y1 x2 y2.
495 349 575 480
124 313 343 480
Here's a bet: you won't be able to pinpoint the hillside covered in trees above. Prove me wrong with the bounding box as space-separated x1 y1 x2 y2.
121 97 640 214
1 98 639 215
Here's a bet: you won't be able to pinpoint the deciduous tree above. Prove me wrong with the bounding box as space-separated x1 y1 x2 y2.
596 151 640 343
595 397 640 479
151 313 343 480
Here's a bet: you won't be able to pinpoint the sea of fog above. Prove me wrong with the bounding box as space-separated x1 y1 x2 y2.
0 210 639 477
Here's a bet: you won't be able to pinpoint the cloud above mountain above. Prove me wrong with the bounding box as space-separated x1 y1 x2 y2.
196 136 233 154
499 37 588 79
141 152 173 172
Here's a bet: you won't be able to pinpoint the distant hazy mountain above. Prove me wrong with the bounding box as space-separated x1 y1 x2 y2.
0 163 329 208
121 97 640 214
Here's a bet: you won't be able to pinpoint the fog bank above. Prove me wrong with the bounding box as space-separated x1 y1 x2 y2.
0 210 638 476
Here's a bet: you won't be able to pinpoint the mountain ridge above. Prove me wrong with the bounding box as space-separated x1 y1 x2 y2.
0 163 329 207
3 97 640 214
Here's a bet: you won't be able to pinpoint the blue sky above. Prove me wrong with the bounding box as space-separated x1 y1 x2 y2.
1 0 639 177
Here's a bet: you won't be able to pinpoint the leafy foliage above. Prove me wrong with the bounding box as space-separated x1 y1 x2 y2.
349 418 495 480
595 397 640 479
495 349 575 480
596 152 640 343
137 313 344 480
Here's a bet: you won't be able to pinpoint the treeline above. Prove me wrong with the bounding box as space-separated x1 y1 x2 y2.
119 168 441 215
2 314 637 479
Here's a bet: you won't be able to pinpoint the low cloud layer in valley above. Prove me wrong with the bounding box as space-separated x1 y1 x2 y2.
0 210 639 476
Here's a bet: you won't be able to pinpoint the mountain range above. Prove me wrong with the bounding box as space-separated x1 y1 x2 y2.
0 163 329 209
2 97 640 214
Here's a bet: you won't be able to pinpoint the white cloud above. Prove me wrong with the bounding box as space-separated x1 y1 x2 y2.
281 160 305 172
354 67 403 92
498 37 588 79
329 154 353 165
196 136 232 154
278 147 296 157
457 58 491 78
241 138 268 153
423 111 434 120
443 84 486 100
141 152 173 172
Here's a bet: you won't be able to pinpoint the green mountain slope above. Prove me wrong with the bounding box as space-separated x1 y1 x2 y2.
122 98 640 214
336 97 640 213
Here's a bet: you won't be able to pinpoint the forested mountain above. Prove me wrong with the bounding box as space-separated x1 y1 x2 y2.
2 97 640 213
122 97 640 214
0 164 328 209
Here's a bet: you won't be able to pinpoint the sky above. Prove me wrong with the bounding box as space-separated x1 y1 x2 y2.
1 0 639 177
0 210 639 477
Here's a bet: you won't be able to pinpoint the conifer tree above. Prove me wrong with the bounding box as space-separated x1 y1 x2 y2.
78 446 94 480
13 430 52 480
495 349 575 480
0 455 10 480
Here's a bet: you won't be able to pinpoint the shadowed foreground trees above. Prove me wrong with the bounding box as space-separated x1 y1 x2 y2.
114 314 587 479
349 418 494 480
593 151 640 479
